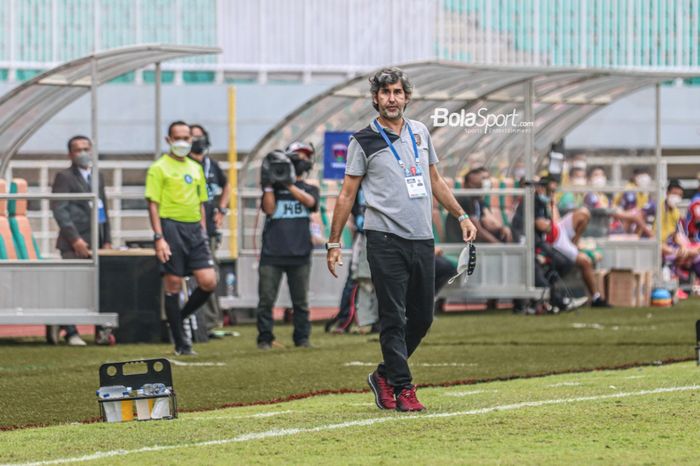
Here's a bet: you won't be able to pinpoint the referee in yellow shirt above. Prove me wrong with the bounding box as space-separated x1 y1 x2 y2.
146 121 217 356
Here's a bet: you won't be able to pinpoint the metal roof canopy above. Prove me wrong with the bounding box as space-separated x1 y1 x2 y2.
244 61 699 288
0 44 220 175
243 61 700 186
0 44 220 327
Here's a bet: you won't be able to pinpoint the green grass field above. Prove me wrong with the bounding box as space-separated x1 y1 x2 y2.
1 362 699 465
0 300 698 464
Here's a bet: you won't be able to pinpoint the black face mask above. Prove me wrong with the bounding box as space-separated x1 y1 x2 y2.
293 159 312 175
191 137 209 155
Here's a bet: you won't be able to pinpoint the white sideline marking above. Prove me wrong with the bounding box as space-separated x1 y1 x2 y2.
571 323 605 330
344 361 477 368
445 389 492 397
191 410 294 421
547 382 582 388
6 385 698 466
169 360 226 367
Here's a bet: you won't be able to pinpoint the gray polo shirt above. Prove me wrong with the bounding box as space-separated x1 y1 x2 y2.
345 118 438 240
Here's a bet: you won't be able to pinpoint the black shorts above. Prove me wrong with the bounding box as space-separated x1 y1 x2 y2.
161 218 214 277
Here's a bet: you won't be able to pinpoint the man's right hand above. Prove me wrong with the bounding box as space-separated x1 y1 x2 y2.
326 247 343 278
155 238 172 264
72 238 91 258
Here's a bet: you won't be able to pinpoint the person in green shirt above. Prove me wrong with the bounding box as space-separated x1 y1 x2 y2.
145 121 217 356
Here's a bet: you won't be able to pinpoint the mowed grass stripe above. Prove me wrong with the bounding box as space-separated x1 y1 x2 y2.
1 301 697 428
4 384 698 466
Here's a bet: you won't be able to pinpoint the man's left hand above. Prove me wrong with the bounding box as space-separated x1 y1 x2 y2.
460 218 477 242
103 242 112 250
214 211 224 229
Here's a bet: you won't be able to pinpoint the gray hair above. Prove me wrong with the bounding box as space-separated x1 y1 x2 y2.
369 67 413 111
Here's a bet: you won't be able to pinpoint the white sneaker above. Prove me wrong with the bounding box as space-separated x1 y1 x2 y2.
67 334 87 346
565 296 589 311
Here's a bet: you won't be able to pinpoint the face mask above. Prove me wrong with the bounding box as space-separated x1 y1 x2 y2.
191 137 208 155
635 174 651 188
170 140 191 158
572 160 587 170
591 176 607 188
571 177 586 186
514 168 526 179
667 194 682 208
75 150 92 169
481 179 492 190
293 159 312 175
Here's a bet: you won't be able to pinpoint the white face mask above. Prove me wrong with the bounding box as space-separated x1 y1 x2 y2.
481 178 492 190
572 160 587 170
667 194 682 208
170 140 191 158
636 174 651 188
514 168 526 179
571 177 586 187
591 176 607 188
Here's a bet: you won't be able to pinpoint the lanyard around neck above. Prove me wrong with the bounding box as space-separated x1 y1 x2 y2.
373 119 420 173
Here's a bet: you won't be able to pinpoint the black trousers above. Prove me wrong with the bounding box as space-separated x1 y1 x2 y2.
256 262 311 345
365 230 435 390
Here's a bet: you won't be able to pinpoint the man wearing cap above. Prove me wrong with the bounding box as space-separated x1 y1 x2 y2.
255 141 320 350
326 67 477 412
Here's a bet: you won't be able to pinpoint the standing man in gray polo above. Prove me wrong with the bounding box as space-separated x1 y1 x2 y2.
326 67 477 412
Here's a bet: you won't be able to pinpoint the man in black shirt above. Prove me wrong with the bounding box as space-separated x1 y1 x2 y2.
189 124 230 336
445 167 510 243
256 142 320 349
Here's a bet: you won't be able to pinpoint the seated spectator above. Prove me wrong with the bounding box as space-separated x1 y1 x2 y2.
686 172 700 242
445 168 511 243
611 168 654 237
513 175 609 307
662 180 700 277
583 166 611 210
557 166 586 213
511 177 586 314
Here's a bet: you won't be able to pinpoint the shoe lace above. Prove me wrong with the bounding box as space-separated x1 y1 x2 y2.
399 387 418 402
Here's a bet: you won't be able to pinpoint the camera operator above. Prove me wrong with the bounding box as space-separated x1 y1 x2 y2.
256 142 320 349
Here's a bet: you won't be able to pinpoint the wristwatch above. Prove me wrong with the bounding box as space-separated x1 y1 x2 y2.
153 233 163 242
457 213 470 223
325 242 342 250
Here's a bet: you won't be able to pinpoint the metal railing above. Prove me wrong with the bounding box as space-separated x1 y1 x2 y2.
5 159 235 258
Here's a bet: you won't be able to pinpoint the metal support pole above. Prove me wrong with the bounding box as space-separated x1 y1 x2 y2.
90 57 100 312
524 80 535 289
228 86 239 259
154 62 162 160
654 83 664 282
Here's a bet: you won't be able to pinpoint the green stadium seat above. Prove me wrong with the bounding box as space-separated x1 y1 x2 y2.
8 179 41 260
0 179 18 260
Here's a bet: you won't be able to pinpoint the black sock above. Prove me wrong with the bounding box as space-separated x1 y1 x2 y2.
181 287 213 319
164 293 188 350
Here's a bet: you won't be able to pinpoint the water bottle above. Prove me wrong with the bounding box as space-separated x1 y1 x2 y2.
96 385 130 399
225 272 236 297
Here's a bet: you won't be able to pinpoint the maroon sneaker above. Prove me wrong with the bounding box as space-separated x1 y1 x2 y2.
396 386 425 412
367 371 396 410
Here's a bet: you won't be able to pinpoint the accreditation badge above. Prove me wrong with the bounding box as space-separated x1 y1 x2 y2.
405 175 428 199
